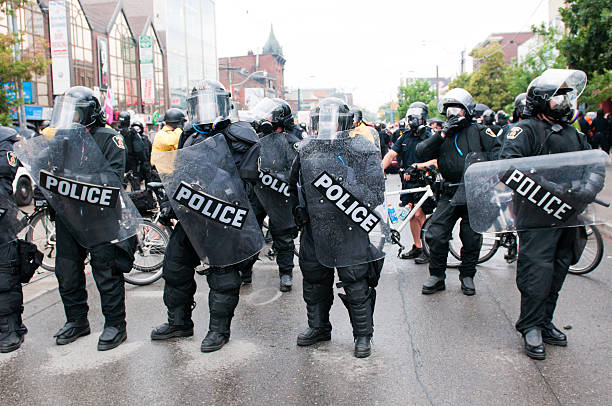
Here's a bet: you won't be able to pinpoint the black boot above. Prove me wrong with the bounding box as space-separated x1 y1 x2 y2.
339 288 375 358
201 317 230 353
97 326 127 351
0 314 25 353
524 328 546 360
542 323 567 347
297 301 332 346
151 305 194 340
54 319 90 345
280 273 293 292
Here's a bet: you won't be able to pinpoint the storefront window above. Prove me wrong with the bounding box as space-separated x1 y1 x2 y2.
68 0 94 89
0 3 50 106
143 26 165 115
109 12 138 110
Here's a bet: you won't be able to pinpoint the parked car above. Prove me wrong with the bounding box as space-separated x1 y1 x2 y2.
12 166 34 206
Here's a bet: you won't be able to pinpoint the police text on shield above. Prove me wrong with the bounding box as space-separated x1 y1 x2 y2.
173 182 249 230
40 170 119 208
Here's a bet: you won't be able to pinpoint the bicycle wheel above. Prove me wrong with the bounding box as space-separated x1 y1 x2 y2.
422 216 499 268
25 209 56 272
569 225 604 275
124 219 169 285
448 222 500 267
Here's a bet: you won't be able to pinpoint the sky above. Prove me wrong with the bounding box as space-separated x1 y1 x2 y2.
215 0 551 112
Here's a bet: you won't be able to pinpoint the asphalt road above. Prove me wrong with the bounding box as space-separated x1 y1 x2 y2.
1 176 611 405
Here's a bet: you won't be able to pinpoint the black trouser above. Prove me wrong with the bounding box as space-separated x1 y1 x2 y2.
299 224 376 337
162 222 246 336
425 195 482 279
250 193 295 277
0 241 23 323
515 228 574 334
126 160 141 191
55 219 127 329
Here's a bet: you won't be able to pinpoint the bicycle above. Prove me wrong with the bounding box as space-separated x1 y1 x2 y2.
24 195 56 271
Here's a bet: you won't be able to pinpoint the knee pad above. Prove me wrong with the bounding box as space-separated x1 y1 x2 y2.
162 260 196 288
207 268 242 292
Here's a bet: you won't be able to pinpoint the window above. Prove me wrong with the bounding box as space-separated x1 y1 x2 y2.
68 0 94 89
109 12 138 110
143 26 165 114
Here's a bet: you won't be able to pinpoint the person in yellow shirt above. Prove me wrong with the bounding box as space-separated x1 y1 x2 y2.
151 108 186 166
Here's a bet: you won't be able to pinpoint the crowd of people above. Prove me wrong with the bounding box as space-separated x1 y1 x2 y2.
0 68 606 364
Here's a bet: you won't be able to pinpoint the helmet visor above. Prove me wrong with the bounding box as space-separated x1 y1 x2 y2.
250 97 279 121
438 88 475 115
187 88 231 125
49 95 94 129
310 103 352 139
539 69 587 99
406 107 426 118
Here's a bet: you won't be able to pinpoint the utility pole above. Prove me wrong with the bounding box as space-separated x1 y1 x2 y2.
460 50 465 74
297 88 301 112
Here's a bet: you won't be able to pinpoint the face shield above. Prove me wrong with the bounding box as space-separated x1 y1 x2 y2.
446 106 465 118
187 88 231 126
310 103 353 140
438 88 475 116
250 98 278 122
49 95 94 129
539 69 587 122
406 107 425 118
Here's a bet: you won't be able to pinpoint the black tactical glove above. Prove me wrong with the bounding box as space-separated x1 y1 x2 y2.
158 200 176 228
442 116 469 137
417 125 427 136
293 206 309 229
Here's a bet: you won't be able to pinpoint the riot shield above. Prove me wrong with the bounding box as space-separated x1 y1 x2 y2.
0 193 26 244
465 149 611 233
13 125 140 248
254 132 298 231
152 134 264 266
300 131 387 268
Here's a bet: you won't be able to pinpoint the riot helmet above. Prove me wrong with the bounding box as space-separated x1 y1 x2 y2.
512 93 527 122
525 69 587 123
310 97 353 139
473 103 490 119
131 121 144 135
187 80 232 132
439 88 476 119
496 110 508 125
49 86 105 129
351 109 364 127
398 120 406 129
406 101 428 128
164 108 186 129
118 111 130 128
482 109 496 125
251 97 293 134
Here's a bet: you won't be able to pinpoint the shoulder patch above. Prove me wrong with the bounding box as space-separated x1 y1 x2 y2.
507 127 523 140
486 128 497 138
6 151 17 167
112 135 125 149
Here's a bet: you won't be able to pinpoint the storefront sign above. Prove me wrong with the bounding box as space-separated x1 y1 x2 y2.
97 37 109 90
139 35 155 105
49 1 71 95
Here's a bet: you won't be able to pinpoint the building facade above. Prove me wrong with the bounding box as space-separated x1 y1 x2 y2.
0 0 217 125
218 25 285 110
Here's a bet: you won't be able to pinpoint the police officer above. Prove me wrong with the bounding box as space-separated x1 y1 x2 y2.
131 121 152 184
245 98 300 292
382 102 433 263
483 109 502 136
391 120 407 144
496 110 509 128
289 97 384 358
0 127 26 352
118 112 147 190
151 80 261 353
50 86 135 351
473 103 490 124
499 69 601 360
416 88 500 296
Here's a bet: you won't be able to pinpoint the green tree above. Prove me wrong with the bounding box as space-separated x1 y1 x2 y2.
448 73 471 90
582 70 612 110
557 0 612 76
397 78 435 119
0 0 48 125
466 43 513 111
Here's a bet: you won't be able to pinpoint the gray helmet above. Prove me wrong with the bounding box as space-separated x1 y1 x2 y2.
438 88 476 117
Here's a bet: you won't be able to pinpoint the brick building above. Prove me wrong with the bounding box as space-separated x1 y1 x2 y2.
218 25 285 110
472 32 534 70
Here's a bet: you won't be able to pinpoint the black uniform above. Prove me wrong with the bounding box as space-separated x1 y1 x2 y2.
161 121 260 338
391 127 433 209
140 134 153 183
288 134 382 342
0 129 25 347
121 127 148 190
416 123 500 280
499 118 595 334
55 126 135 331
245 131 300 282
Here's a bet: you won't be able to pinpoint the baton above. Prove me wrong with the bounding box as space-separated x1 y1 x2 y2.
594 198 610 208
